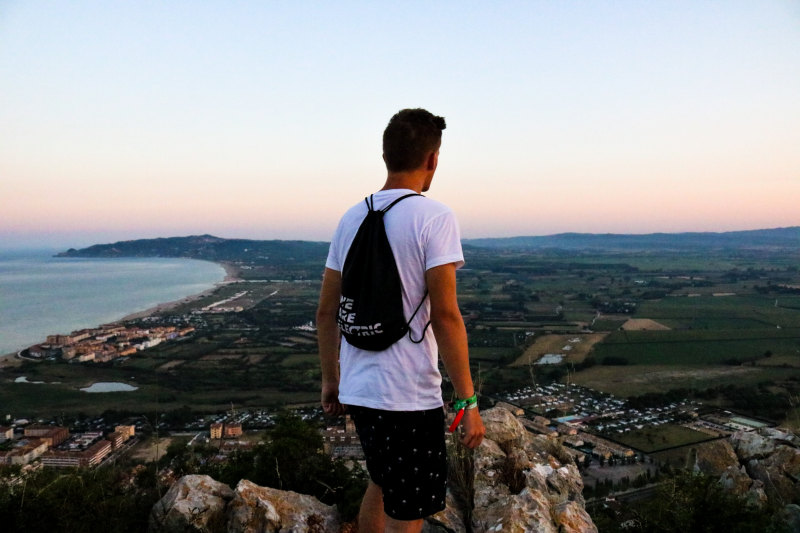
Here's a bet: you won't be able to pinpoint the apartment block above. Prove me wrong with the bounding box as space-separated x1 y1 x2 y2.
41 440 112 468
2 439 49 465
115 425 135 439
223 423 243 438
24 425 69 447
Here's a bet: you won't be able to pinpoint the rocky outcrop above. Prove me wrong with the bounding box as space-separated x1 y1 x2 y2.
150 406 596 533
150 476 340 533
692 427 800 529
693 439 739 476
227 480 340 532
462 406 593 533
149 475 234 532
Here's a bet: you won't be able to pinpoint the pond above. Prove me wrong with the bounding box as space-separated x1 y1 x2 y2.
80 382 139 393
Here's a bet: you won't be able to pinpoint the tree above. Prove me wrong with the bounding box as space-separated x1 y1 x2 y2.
0 466 159 532
209 411 366 521
631 472 773 533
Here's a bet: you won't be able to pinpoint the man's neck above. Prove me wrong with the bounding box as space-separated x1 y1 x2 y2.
381 170 428 193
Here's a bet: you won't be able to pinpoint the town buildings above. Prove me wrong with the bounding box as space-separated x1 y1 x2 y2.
209 421 242 439
26 324 195 364
0 423 135 468
42 439 113 468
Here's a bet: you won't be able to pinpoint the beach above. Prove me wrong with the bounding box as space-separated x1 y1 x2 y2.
117 261 241 321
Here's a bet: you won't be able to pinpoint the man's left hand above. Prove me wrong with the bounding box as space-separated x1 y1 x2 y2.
459 408 485 449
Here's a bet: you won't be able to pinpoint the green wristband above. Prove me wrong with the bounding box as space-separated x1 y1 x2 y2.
452 394 478 411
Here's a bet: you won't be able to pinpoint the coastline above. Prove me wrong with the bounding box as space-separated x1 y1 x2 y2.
0 260 240 367
117 261 241 321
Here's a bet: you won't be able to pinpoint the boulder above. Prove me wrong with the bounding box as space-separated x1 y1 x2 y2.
470 406 595 532
553 500 600 533
730 430 777 461
745 445 800 504
762 428 799 446
481 406 528 447
719 465 767 507
149 474 234 533
226 479 340 533
473 488 557 533
694 439 739 476
713 427 800 512
425 491 467 533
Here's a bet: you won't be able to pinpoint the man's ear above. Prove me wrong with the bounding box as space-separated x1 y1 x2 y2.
426 151 438 171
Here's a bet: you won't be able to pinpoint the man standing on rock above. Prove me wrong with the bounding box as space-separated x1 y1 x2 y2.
317 108 485 532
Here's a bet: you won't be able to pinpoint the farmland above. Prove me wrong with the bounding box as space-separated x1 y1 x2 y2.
5 233 800 425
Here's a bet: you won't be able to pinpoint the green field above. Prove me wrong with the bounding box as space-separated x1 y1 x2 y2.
592 328 800 366
2 363 317 417
637 295 800 329
606 424 717 453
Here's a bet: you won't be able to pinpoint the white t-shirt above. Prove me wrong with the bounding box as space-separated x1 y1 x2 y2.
325 188 464 411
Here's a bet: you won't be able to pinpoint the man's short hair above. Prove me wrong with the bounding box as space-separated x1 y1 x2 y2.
383 108 446 173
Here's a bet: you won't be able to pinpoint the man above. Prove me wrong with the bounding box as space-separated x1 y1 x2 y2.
317 108 484 533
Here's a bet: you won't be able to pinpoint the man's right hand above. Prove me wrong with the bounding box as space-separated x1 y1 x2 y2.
459 407 485 449
321 383 345 416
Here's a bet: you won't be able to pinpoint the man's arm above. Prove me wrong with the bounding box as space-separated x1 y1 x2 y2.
317 267 345 416
426 263 485 449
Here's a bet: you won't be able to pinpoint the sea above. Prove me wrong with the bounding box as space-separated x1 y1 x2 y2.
0 249 226 356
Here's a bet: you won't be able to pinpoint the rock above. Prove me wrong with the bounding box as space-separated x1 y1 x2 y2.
473 488 557 533
425 491 467 533
765 445 800 481
470 406 592 532
762 428 799 446
149 474 234 533
719 465 767 507
694 439 739 476
719 465 753 496
553 501 599 533
730 430 777 460
150 406 597 533
481 406 528 447
472 437 512 510
746 445 800 504
227 479 340 533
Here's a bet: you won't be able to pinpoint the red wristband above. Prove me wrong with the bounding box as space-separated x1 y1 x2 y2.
448 408 465 433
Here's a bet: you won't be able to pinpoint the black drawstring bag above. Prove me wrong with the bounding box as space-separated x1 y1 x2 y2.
338 193 429 351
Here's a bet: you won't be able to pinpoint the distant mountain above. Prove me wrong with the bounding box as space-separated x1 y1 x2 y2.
57 227 799 262
463 226 800 251
56 234 329 263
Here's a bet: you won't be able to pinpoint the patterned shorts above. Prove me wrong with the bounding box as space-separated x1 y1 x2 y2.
348 405 447 520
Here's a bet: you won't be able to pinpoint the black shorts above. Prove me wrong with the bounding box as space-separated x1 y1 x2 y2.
348 405 447 520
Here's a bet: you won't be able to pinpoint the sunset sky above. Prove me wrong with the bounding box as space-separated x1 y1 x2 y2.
1 1 798 248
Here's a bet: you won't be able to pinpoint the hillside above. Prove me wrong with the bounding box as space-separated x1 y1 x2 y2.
56 227 799 260
56 234 329 264
463 226 800 251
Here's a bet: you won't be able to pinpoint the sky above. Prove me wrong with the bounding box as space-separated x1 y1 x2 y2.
1 1 799 249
